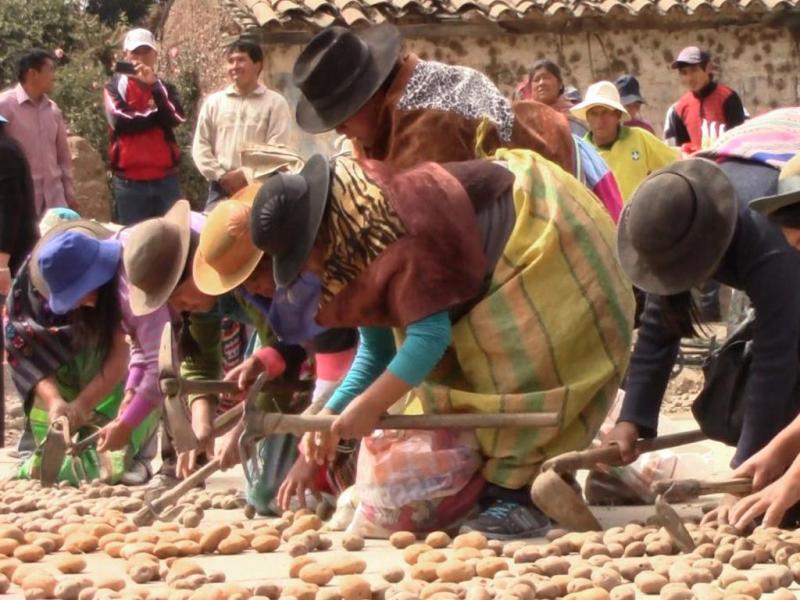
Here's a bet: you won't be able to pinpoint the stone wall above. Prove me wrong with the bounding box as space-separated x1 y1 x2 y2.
69 136 112 222
162 0 800 156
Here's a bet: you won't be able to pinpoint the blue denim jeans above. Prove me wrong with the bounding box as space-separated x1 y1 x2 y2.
205 181 227 211
113 174 182 225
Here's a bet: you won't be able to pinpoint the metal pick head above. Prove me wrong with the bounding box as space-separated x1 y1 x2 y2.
40 417 70 487
655 488 696 553
238 372 269 487
238 430 256 488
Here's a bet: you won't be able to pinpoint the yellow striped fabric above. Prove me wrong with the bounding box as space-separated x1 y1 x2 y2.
409 149 635 488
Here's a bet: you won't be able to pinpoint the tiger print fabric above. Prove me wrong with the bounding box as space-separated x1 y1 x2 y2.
317 158 406 304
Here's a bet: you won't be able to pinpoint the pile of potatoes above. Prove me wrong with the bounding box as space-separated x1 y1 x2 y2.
372 524 800 600
258 517 800 600
2 476 800 600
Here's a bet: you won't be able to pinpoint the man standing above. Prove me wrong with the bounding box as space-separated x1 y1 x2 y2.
574 81 677 202
104 29 185 225
0 49 74 218
0 112 39 447
666 46 746 154
192 37 292 207
615 75 655 134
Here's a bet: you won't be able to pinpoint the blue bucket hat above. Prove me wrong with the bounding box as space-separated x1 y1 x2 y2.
37 230 122 314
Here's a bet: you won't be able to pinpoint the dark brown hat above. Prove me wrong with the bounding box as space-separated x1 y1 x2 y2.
293 24 402 134
249 155 331 287
617 158 738 295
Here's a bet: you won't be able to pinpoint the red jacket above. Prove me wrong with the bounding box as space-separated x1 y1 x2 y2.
104 75 185 181
668 81 745 152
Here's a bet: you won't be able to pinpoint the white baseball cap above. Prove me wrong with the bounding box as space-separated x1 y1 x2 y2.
123 29 157 52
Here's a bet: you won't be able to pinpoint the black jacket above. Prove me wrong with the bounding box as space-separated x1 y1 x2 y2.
0 130 38 276
620 159 800 466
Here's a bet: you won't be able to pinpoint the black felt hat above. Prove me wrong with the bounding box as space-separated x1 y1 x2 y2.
293 24 402 134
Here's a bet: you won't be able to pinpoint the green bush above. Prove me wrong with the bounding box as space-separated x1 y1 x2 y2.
0 0 207 209
167 51 207 210
0 0 117 164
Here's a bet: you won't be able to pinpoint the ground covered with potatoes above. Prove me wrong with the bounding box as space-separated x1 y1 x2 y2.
0 477 799 600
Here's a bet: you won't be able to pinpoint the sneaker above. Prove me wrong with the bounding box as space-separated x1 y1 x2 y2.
120 460 152 486
143 470 181 502
459 500 551 540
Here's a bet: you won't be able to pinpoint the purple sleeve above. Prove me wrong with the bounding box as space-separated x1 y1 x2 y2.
117 277 170 427
125 365 145 391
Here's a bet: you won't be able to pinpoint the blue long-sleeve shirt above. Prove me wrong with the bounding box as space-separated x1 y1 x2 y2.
326 311 451 413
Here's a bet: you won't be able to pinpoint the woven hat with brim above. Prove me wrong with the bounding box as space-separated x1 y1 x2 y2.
571 81 631 123
617 158 738 296
750 154 800 216
30 219 113 297
193 185 264 296
37 230 122 315
123 200 191 316
293 24 402 134
250 154 331 287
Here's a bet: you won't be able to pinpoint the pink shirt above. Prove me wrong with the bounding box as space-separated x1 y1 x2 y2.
0 84 74 216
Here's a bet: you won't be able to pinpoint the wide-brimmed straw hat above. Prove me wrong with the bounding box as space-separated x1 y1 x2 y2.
571 81 631 123
30 219 114 297
293 24 402 134
123 200 191 316
617 158 738 295
193 185 264 296
249 154 331 287
750 154 800 216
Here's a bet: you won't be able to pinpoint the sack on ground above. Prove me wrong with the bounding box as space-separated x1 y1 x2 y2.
351 429 484 535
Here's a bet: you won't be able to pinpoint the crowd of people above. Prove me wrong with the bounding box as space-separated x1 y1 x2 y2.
2 22 800 539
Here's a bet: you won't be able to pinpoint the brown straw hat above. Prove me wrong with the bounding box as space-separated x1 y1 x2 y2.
193 184 264 296
30 219 114 297
123 200 191 316
617 158 738 295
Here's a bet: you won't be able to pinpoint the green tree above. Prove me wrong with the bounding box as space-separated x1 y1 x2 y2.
83 0 156 27
0 0 206 208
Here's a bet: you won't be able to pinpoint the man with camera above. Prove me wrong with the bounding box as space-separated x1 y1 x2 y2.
104 28 185 225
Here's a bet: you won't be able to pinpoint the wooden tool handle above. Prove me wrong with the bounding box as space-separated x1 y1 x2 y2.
69 429 103 455
541 430 707 473
163 378 313 397
161 379 240 396
255 411 560 436
652 477 753 499
151 458 221 512
213 403 244 433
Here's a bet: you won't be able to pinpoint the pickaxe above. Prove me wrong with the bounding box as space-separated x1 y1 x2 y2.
131 374 269 527
158 322 309 454
39 417 106 486
236 385 563 487
530 429 707 531
650 478 752 554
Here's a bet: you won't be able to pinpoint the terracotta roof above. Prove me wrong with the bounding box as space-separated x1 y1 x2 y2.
233 0 799 29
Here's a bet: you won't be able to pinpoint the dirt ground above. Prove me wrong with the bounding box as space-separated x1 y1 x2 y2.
1 341 796 600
